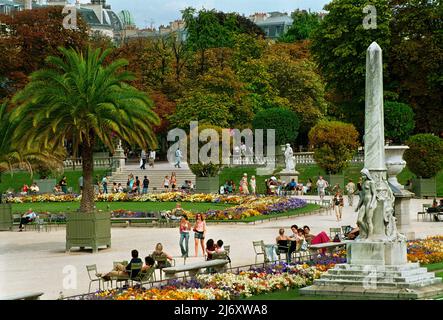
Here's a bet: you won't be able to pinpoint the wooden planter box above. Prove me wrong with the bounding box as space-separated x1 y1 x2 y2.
195 176 219 194
66 212 111 253
0 203 12 231
326 174 344 191
412 177 436 198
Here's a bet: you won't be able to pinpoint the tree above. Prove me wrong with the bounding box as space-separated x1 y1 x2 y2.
311 0 391 128
169 90 233 130
0 7 90 99
404 134 443 178
13 47 159 212
0 101 62 177
388 0 443 135
308 120 360 174
252 108 300 146
279 10 321 42
384 101 415 144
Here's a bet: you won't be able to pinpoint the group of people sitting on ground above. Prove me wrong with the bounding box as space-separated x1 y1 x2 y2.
21 183 40 195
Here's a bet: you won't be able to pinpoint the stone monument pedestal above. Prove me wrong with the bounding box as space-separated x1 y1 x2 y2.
394 191 415 240
279 171 299 184
300 240 443 299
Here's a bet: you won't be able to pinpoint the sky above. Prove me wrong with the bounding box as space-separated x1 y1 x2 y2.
89 0 331 28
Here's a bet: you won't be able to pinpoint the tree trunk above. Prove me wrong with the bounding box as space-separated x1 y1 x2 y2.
80 137 95 213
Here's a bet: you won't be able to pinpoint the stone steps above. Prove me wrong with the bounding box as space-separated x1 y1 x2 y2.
314 277 441 289
328 267 429 277
320 272 436 283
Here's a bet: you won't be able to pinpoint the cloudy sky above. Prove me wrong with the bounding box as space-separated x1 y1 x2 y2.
95 0 331 28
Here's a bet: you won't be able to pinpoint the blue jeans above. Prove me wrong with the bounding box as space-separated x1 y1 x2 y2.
142 187 148 194
180 232 190 256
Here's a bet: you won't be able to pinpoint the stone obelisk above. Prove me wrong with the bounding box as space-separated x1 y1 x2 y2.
299 42 443 299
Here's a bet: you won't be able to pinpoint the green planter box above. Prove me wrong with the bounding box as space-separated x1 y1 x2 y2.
326 174 344 191
412 177 436 198
0 203 12 231
34 179 56 194
66 211 111 253
195 176 219 194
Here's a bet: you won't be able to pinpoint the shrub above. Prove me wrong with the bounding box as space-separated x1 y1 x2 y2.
404 134 443 178
308 120 359 174
384 101 415 144
252 108 300 146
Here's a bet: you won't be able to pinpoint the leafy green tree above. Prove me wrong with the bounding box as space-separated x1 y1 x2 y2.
384 101 415 144
311 0 391 128
404 134 443 179
388 0 443 135
252 108 300 146
0 101 63 176
279 9 321 42
308 120 360 174
13 47 159 212
169 90 233 130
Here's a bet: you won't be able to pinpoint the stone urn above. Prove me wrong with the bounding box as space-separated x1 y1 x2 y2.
385 145 409 190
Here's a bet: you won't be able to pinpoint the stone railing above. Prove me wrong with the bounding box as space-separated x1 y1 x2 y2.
63 158 114 170
226 152 364 167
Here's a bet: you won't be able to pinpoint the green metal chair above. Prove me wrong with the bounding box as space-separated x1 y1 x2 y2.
152 255 175 281
128 262 143 287
212 251 231 270
329 227 342 239
86 265 103 293
252 240 265 264
132 266 156 288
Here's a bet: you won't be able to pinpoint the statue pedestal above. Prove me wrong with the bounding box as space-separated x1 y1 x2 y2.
112 146 126 172
394 190 415 240
347 241 407 266
279 171 299 184
300 240 443 299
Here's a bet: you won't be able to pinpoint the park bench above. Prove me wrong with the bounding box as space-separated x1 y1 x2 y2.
110 217 158 227
162 259 229 279
0 292 43 300
308 241 346 255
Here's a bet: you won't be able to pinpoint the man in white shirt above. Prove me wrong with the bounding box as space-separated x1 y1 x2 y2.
174 147 182 168
19 209 38 231
148 149 156 168
316 176 328 201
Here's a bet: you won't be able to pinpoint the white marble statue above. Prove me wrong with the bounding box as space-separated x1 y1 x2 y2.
284 143 295 172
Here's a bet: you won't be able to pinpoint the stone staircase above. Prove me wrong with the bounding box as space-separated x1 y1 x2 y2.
109 162 196 192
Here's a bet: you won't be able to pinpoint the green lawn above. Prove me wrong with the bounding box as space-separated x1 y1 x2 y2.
0 169 108 194
11 201 234 214
424 261 443 272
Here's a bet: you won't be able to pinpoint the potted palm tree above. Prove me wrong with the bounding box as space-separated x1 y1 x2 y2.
13 47 159 252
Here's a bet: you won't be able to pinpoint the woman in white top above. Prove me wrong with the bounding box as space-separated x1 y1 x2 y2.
163 176 170 190
250 176 256 195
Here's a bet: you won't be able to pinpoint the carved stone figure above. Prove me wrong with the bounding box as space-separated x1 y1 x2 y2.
284 143 295 172
355 168 377 239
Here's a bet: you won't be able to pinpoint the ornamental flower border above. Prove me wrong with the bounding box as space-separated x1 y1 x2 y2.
5 193 308 221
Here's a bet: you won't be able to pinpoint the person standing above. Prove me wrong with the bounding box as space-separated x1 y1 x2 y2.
78 176 83 194
333 191 345 222
174 147 182 168
170 172 177 191
149 149 156 168
345 179 356 207
102 176 108 194
135 176 141 194
140 149 147 170
250 175 256 195
179 216 191 258
59 176 68 194
163 176 170 191
142 176 150 194
193 213 207 257
240 173 249 195
316 176 328 201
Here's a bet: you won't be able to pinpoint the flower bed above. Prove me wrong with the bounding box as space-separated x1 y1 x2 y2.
69 262 328 300
5 193 308 221
407 236 443 264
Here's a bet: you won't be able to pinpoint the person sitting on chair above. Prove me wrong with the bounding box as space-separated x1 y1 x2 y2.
215 239 225 253
151 243 173 268
19 209 38 231
141 256 155 272
206 239 216 261
102 249 142 281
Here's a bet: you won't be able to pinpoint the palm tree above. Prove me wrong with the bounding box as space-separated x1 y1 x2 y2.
0 101 63 183
13 47 160 212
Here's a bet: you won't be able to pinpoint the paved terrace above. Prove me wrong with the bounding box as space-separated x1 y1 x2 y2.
0 196 441 299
